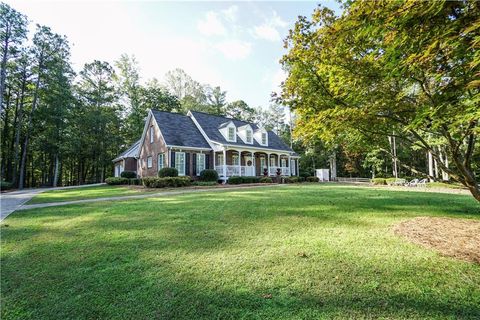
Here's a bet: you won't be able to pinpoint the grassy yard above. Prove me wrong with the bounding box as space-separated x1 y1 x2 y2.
2 185 479 319
25 185 158 204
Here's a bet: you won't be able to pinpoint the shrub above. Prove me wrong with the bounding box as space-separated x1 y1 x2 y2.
259 177 273 183
371 178 386 185
158 167 178 177
129 178 142 185
199 169 218 182
192 181 218 186
284 176 300 183
385 178 398 185
142 176 191 188
120 171 137 179
227 176 242 184
306 176 320 182
1 181 13 190
105 177 129 185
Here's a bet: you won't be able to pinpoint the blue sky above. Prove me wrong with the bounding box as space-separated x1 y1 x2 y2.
7 1 341 108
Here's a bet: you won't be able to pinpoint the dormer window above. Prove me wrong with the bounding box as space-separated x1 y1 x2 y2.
261 132 267 145
228 127 235 141
246 130 252 143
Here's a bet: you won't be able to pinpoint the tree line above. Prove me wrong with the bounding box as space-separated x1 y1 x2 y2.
0 3 292 189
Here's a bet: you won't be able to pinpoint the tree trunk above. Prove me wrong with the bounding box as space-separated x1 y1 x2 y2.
12 65 27 186
53 154 60 187
0 31 10 114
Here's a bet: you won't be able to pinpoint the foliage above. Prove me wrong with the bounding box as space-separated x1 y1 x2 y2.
120 171 136 179
283 176 300 183
142 176 191 188
129 178 142 186
227 176 260 184
0 181 13 190
105 177 129 185
306 176 319 182
199 169 218 182
192 181 218 186
280 1 480 201
371 178 387 186
158 167 179 178
259 177 273 183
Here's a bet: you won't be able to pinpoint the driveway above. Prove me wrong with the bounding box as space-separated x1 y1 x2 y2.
0 184 104 221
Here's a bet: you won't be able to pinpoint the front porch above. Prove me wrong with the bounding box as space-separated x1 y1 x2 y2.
213 149 298 180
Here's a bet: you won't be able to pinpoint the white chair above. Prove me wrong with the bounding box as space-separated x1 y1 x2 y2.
406 179 419 187
417 179 427 187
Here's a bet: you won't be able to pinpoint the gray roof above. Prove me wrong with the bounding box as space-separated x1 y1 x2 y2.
113 140 140 162
152 109 210 149
190 111 294 153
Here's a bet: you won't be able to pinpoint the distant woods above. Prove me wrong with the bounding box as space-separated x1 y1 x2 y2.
0 3 291 188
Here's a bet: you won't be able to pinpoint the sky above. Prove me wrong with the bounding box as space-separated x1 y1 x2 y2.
6 1 341 108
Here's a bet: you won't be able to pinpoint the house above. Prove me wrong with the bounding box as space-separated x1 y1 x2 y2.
112 140 140 177
113 109 299 181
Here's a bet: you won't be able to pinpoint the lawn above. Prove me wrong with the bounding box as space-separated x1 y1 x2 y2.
2 185 479 319
25 185 158 204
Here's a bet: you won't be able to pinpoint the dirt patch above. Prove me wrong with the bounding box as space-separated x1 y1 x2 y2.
394 217 480 264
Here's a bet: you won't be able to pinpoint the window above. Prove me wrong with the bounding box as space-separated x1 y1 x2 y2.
270 156 276 167
218 153 224 165
260 157 266 169
281 158 287 168
232 154 239 166
158 153 164 170
147 156 153 168
291 160 296 175
246 130 252 143
175 152 185 176
196 153 205 175
150 126 154 143
261 132 267 145
228 127 235 141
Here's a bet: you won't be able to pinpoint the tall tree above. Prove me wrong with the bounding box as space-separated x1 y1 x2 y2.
206 85 227 115
0 3 28 113
225 100 255 122
280 1 480 200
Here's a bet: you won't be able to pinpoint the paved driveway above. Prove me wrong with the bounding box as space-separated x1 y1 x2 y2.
0 184 104 221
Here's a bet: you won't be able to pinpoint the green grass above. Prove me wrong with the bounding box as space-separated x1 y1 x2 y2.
427 182 466 189
2 185 479 319
26 185 158 204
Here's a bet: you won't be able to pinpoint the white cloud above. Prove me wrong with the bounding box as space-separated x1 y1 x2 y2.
197 11 226 36
222 5 238 22
253 11 288 42
215 40 252 60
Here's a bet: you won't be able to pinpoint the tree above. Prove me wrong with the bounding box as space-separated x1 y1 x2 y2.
206 86 227 115
225 100 255 122
164 68 208 113
0 3 28 113
280 2 480 201
138 78 180 113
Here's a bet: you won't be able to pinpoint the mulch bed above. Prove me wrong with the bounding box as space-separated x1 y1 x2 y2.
394 217 480 264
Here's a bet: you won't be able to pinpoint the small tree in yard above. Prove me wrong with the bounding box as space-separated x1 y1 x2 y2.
280 1 480 201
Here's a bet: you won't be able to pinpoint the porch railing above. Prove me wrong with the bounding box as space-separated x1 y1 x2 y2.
269 166 290 176
215 165 255 177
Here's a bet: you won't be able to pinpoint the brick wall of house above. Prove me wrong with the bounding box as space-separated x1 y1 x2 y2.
138 117 168 178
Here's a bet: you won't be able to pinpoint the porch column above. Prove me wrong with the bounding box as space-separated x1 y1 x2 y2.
223 149 226 178
296 159 299 177
251 151 255 176
213 151 216 169
237 150 242 176
267 153 271 176
288 155 291 176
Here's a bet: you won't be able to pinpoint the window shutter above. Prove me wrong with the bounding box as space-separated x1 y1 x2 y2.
185 153 190 176
171 151 176 168
205 154 210 169
192 153 197 176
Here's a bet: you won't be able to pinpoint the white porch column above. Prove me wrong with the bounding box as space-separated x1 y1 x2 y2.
288 155 291 176
213 151 216 169
251 151 255 176
223 149 227 178
267 153 271 176
237 150 242 176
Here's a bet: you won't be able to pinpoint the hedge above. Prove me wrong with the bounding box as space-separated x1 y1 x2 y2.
142 176 191 188
371 178 386 185
227 176 260 184
306 176 320 182
105 177 129 185
199 169 218 182
192 181 218 186
259 177 273 183
120 171 137 179
158 167 178 177
1 181 13 190
284 176 300 183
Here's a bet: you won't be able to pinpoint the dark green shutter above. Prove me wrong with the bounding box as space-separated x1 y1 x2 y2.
192 153 197 176
185 153 190 176
171 151 176 168
205 154 210 169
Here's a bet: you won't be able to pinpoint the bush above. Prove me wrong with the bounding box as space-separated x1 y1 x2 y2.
1 181 13 190
129 178 142 185
120 171 137 179
284 176 300 183
227 176 260 184
227 176 242 184
385 178 398 185
371 178 386 185
142 176 191 188
199 169 218 182
306 176 320 182
259 177 273 183
158 167 178 177
105 177 129 185
192 181 218 186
